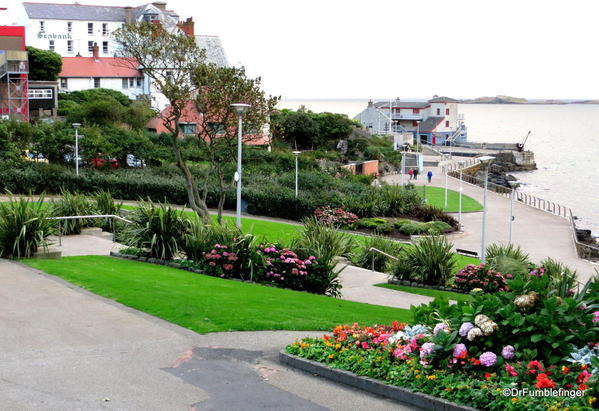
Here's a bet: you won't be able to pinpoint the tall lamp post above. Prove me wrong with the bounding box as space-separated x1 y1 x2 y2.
231 103 251 229
457 160 466 229
415 120 421 153
478 155 495 263
72 123 81 177
508 180 519 245
292 150 301 198
443 154 449 209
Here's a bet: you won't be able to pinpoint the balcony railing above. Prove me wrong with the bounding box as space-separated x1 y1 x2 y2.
391 113 423 120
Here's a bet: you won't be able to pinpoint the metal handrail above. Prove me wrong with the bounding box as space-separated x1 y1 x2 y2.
369 247 399 273
569 209 599 260
46 214 132 246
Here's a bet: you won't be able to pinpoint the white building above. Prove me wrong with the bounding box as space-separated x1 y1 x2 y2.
354 96 467 146
19 1 182 58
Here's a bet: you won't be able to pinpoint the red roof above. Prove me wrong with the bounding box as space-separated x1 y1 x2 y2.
59 57 141 78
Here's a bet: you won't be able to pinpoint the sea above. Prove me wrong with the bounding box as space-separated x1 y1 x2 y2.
279 99 599 235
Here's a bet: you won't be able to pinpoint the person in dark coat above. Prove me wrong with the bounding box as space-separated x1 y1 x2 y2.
413 168 419 180
427 170 433 183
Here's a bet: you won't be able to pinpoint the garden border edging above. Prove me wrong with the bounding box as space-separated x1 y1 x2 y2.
387 279 469 294
279 351 478 411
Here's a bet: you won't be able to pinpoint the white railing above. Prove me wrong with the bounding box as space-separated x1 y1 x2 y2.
47 214 132 245
369 247 399 273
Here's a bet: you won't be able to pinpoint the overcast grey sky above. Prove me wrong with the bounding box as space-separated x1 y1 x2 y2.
11 0 599 99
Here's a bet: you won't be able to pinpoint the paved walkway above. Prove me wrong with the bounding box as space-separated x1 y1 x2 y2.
384 157 598 282
1 260 416 410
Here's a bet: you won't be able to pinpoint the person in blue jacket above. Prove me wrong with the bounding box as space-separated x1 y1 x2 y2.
427 170 433 183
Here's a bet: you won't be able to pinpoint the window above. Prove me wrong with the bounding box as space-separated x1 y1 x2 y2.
412 121 418 127
102 23 108 35
67 21 72 32
180 123 197 135
446 108 450 115
136 77 142 87
94 78 101 88
67 40 73 53
88 41 94 52
207 122 225 134
143 13 159 22
88 23 94 34
60 78 68 89
445 120 450 127
49 40 55 51
412 108 420 114
122 78 129 89
39 21 45 32
28 89 53 99
102 41 108 54
436 108 440 115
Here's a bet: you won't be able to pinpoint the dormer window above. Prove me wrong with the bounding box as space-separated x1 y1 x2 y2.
143 13 159 22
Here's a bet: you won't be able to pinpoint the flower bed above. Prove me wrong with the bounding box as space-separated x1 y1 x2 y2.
287 274 599 409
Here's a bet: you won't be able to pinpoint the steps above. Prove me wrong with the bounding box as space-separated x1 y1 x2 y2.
81 227 114 241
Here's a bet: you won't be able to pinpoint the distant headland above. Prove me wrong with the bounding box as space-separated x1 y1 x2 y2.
459 95 599 104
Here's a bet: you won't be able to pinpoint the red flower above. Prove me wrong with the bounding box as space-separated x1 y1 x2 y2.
505 364 518 377
576 370 591 384
579 384 587 391
484 372 492 380
527 360 545 375
535 373 556 389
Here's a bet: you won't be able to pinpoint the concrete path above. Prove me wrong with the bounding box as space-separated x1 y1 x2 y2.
0 259 416 410
384 158 598 282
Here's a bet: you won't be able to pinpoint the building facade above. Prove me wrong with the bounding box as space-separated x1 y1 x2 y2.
354 96 467 145
0 26 29 121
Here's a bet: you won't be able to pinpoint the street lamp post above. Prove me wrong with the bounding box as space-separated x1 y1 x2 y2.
508 180 519 245
415 120 420 153
443 154 449 209
72 123 81 177
457 160 466 229
478 155 496 263
293 151 301 198
231 103 251 229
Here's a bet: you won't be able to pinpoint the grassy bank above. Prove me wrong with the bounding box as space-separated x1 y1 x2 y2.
23 256 412 333
415 186 482 212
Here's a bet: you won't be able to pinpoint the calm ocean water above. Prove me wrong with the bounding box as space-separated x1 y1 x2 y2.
279 99 599 234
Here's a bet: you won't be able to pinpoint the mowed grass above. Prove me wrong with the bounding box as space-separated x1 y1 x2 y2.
23 256 412 333
374 283 473 303
414 186 482 212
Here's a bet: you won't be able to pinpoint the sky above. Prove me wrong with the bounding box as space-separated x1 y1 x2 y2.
7 0 599 100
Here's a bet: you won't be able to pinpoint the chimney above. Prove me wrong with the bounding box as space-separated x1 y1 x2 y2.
177 17 194 37
92 42 99 60
124 6 132 23
152 1 167 11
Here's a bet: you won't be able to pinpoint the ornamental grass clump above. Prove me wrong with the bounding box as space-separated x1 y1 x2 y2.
50 190 97 234
123 200 187 260
0 195 54 258
400 235 455 286
95 190 123 232
351 235 403 272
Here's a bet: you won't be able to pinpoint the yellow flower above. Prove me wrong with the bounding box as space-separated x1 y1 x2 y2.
328 354 335 359
589 397 597 406
445 387 452 392
326 342 333 347
511 398 518 404
495 388 501 393
427 375 437 381
415 375 422 379
414 369 420 374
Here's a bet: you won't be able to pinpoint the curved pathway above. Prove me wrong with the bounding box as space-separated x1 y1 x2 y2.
0 259 416 410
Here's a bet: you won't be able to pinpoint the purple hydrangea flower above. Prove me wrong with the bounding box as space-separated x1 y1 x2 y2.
502 345 515 360
433 323 448 335
419 342 435 359
459 322 474 337
453 343 467 359
479 351 497 367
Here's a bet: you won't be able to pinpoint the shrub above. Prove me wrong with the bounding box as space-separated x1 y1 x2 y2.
50 190 97 235
412 204 458 229
201 234 263 282
454 263 509 293
122 201 187 260
293 217 356 263
397 222 428 236
313 206 358 228
183 219 241 263
539 257 578 296
0 195 54 258
400 236 456 286
95 190 122 232
486 243 531 277
351 235 403 272
119 247 147 257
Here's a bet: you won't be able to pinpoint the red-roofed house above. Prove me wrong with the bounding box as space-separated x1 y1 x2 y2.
58 43 146 99
146 100 271 145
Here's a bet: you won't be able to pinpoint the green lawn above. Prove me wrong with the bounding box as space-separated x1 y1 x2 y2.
415 186 482 212
375 283 473 303
23 256 411 333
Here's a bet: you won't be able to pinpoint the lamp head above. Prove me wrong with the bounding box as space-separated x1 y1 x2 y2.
508 180 519 188
72 123 81 129
231 103 251 116
457 160 466 166
292 151 301 156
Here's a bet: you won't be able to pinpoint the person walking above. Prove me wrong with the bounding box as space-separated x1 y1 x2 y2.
408 168 414 180
427 170 433 183
413 168 419 180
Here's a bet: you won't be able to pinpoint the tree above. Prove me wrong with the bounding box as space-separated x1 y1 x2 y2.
271 109 318 149
26 47 62 81
113 22 211 222
190 64 279 223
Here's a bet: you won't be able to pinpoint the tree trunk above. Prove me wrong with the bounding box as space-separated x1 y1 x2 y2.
171 136 211 224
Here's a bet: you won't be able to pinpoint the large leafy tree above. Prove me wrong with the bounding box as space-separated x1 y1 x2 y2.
26 46 62 81
191 64 279 223
112 23 211 222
